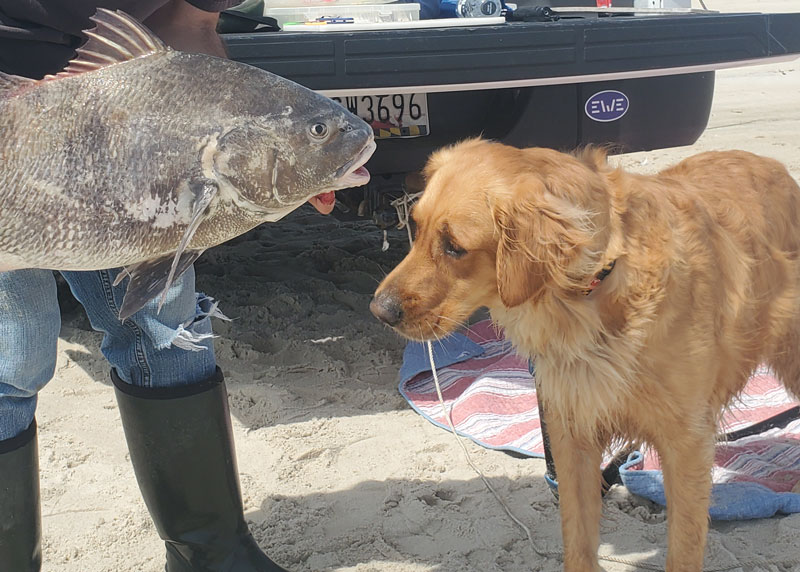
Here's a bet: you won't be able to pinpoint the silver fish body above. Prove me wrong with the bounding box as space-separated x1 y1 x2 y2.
0 9 374 318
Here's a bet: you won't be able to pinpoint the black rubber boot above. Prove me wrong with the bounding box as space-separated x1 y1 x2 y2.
0 420 42 571
112 368 287 572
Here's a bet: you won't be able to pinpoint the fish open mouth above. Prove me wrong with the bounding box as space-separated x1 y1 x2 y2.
335 138 376 187
309 138 376 209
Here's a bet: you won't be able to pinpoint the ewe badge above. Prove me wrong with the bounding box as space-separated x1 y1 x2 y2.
585 90 629 122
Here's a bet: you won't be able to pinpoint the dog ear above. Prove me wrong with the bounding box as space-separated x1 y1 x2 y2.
494 179 587 307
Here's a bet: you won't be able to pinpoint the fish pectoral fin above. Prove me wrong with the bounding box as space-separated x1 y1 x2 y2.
157 179 218 310
118 250 205 321
118 179 217 321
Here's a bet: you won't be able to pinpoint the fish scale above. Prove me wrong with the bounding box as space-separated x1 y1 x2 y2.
0 8 375 319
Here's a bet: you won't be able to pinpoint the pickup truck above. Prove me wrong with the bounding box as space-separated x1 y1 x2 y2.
220 6 800 226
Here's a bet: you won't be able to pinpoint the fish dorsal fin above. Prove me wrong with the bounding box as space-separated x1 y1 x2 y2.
46 8 168 80
0 71 36 97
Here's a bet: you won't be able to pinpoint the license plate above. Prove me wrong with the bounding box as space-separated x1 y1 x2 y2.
331 93 429 140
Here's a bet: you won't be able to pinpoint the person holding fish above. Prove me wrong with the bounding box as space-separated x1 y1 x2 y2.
0 1 375 571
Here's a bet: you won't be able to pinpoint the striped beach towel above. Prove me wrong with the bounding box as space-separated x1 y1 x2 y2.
399 320 800 519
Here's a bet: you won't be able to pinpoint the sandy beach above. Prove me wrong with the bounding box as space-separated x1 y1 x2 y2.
37 1 800 570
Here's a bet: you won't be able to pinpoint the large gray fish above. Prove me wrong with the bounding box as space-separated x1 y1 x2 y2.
0 9 375 319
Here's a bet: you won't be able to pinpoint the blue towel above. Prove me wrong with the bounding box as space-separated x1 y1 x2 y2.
619 451 800 520
399 334 484 383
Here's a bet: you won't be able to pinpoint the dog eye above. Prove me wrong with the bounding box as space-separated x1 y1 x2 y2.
443 237 466 258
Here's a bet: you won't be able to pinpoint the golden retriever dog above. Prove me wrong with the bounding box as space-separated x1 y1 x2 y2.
370 138 800 571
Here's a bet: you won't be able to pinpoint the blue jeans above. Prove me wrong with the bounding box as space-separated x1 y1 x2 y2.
0 267 219 441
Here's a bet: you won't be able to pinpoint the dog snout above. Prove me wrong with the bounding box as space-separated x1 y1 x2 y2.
370 292 403 327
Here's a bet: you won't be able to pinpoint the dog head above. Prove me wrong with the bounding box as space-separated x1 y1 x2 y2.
370 139 613 341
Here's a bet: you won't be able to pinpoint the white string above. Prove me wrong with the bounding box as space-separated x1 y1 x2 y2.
425 340 552 557
390 190 423 249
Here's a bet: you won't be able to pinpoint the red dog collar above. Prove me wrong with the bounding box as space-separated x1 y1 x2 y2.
581 259 617 296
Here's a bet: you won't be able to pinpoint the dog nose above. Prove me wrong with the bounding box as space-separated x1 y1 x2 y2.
370 293 403 327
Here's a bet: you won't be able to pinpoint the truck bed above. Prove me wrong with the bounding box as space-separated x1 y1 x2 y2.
224 12 800 93
222 12 800 177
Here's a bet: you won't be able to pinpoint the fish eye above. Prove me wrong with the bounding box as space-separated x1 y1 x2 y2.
309 122 329 139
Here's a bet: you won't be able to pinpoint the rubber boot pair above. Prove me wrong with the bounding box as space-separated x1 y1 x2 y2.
0 369 286 572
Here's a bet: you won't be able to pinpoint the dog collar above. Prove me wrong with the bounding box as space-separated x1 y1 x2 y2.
580 259 616 296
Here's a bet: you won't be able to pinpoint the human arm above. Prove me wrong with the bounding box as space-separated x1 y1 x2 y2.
143 0 228 57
